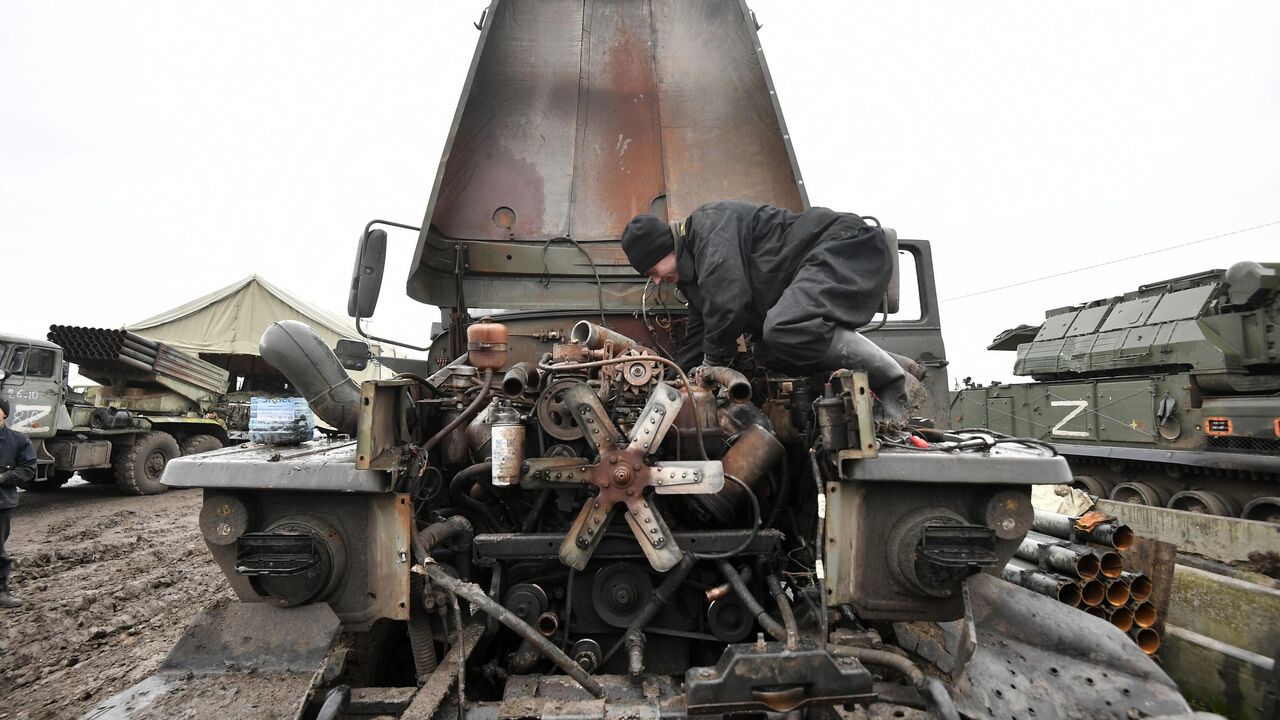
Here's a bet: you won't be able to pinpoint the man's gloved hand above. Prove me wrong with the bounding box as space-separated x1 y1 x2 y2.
691 354 734 384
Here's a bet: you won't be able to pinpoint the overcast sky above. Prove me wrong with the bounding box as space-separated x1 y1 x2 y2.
2 1 1277 387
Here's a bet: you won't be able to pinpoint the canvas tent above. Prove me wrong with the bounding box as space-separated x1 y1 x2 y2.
125 275 392 387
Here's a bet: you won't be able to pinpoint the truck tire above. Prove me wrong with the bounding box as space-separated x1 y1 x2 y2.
114 431 180 496
180 434 224 457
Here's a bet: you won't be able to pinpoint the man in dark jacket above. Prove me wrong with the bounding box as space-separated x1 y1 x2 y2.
621 201 924 423
0 396 38 608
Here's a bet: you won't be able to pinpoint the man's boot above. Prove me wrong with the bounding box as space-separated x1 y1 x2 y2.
0 582 20 609
820 327 927 426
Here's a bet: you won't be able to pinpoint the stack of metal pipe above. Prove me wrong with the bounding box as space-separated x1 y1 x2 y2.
1000 509 1160 655
47 325 229 395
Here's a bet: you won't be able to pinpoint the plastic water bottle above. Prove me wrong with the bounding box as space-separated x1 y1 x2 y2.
248 397 316 445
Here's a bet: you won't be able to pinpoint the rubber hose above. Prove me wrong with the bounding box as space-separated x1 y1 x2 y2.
717 561 786 642
417 515 474 581
766 575 799 650
423 564 605 698
423 368 494 453
447 462 506 533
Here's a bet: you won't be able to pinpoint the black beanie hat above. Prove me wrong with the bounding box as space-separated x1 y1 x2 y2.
0 397 9 418
621 214 674 273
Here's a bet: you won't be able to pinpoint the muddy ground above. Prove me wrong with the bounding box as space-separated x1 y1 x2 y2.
0 480 231 720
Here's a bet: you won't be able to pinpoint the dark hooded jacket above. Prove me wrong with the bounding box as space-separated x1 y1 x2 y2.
673 201 893 371
0 423 37 509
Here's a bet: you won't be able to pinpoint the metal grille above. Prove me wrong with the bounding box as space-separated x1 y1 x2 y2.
1206 435 1280 453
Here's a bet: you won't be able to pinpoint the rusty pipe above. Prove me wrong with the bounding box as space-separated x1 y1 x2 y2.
1031 510 1135 551
1130 627 1160 655
697 366 752 403
501 361 541 397
1104 579 1131 607
1083 605 1108 619
1122 572 1153 603
536 611 559 638
423 564 604 698
705 566 752 604
1078 579 1106 607
1107 605 1135 632
695 425 785 525
1016 532 1101 580
1001 559 1082 607
1131 601 1157 629
570 321 638 351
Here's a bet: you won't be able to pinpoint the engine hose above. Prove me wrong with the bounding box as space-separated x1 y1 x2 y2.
717 561 786 642
765 575 799 650
418 515 474 580
423 368 494 453
824 645 959 720
447 463 506 533
423 564 606 699
521 489 555 533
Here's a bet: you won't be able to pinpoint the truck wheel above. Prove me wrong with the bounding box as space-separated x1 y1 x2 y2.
114 431 181 496
180 434 224 456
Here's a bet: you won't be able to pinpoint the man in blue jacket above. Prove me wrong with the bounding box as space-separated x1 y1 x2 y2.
0 396 38 608
621 202 925 424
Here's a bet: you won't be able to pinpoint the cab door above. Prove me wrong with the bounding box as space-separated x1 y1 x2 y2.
1 344 63 439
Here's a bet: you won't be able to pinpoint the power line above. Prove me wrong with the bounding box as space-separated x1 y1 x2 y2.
941 219 1280 303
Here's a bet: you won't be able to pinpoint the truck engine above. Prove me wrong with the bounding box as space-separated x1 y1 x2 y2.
137 313 1195 719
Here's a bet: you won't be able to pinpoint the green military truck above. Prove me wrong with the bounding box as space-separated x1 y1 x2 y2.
952 261 1280 521
0 326 233 495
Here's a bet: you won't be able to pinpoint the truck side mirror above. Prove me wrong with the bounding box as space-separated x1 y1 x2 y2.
334 339 372 371
348 228 388 319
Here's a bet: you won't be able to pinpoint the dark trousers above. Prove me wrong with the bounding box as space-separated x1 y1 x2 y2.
0 507 11 586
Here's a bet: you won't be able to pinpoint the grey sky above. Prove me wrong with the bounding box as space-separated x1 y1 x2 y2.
2 1 1277 387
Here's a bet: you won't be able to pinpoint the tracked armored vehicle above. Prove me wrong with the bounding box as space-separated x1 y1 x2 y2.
952 262 1280 521
93 3 1204 718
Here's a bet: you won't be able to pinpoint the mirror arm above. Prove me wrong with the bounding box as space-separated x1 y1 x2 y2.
363 218 422 236
355 317 435 353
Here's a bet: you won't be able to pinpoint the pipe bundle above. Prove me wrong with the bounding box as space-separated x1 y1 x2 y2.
1003 509 1161 655
48 325 229 395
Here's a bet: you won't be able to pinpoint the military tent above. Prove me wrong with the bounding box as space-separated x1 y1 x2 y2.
125 275 392 388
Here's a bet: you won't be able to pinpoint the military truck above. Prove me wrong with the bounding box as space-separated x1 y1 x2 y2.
94 3 1203 718
0 326 232 495
952 262 1280 521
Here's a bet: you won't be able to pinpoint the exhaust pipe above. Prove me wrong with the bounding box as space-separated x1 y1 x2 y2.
259 320 361 436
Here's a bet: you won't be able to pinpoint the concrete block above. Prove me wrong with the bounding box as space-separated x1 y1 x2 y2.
1168 564 1280 659
1163 624 1276 720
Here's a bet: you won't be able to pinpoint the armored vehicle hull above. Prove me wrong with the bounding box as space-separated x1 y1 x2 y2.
953 262 1280 521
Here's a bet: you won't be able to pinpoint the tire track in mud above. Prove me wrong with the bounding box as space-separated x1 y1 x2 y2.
0 486 233 720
